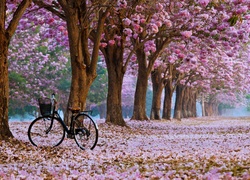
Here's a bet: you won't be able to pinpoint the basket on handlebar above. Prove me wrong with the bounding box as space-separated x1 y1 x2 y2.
38 98 52 116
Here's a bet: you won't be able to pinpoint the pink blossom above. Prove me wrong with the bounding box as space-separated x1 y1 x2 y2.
133 34 138 39
123 18 131 26
100 42 107 48
117 0 127 8
197 0 210 7
244 15 250 20
131 56 137 62
168 57 176 64
123 28 132 36
178 53 185 59
174 49 181 54
148 24 159 34
140 19 146 24
181 31 192 38
156 3 163 11
155 21 162 27
108 40 116 46
179 10 190 18
132 16 140 24
135 5 143 12
164 20 172 28
133 24 141 32
114 35 121 40
47 18 55 24
236 6 248 14
57 26 65 31
180 79 186 84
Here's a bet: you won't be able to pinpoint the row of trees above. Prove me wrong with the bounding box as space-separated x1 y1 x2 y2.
1 0 249 140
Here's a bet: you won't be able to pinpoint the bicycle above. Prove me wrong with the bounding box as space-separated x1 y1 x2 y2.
28 93 98 150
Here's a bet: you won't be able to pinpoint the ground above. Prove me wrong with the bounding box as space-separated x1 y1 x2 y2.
0 116 250 179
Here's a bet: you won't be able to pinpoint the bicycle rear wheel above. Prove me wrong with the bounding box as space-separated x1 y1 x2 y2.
73 114 98 150
28 116 65 147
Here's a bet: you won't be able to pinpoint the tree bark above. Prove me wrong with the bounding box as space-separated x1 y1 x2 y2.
173 85 185 120
190 91 197 117
105 74 126 126
0 0 32 140
104 46 126 126
182 87 190 118
201 93 206 116
0 32 13 140
204 102 213 116
204 102 219 116
131 49 149 120
182 87 197 118
162 64 177 120
204 95 219 116
162 81 173 120
150 68 164 120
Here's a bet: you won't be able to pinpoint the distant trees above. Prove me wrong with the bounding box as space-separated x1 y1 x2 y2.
246 95 250 111
9 21 71 116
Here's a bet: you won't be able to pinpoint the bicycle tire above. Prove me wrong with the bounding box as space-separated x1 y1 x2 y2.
28 116 65 147
73 114 98 150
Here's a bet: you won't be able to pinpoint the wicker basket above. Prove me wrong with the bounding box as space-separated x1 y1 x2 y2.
38 98 52 116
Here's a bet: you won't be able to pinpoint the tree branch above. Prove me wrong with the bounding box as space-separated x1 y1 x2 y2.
6 0 32 40
33 0 66 20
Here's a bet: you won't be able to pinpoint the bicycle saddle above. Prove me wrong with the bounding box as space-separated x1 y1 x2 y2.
68 107 80 113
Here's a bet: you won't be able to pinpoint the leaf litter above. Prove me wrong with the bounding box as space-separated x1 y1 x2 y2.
0 117 249 179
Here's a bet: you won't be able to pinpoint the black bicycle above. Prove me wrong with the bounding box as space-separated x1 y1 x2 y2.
28 93 98 150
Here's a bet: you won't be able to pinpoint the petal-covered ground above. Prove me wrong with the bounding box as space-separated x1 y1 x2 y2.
0 117 250 179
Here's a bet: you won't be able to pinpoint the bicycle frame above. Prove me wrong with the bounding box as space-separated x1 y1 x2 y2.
52 111 73 134
47 93 74 135
49 94 95 135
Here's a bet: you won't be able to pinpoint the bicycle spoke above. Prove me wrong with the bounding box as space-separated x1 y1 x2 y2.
28 117 65 147
73 114 98 150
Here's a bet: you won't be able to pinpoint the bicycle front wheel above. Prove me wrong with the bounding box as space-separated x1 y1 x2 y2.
73 114 98 150
28 116 65 147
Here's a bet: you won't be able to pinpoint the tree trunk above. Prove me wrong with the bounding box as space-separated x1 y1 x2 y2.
105 72 126 126
162 63 176 120
173 85 185 120
105 51 126 126
201 93 206 116
58 2 107 124
101 31 126 126
150 68 164 120
162 80 173 120
182 87 190 118
190 91 197 117
0 0 32 140
131 49 149 120
64 57 91 125
204 96 219 116
204 102 213 116
0 33 13 140
183 87 197 118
